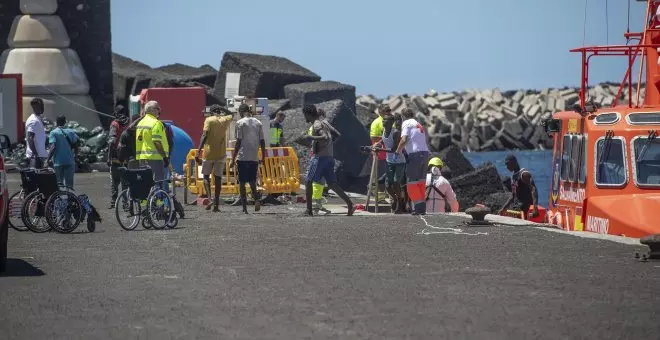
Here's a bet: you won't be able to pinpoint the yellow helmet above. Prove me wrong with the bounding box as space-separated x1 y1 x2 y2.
428 157 444 168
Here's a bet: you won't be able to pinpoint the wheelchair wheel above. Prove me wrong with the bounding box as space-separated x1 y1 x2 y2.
45 191 84 234
8 191 29 231
166 213 179 229
87 217 96 232
147 189 174 230
115 189 141 231
21 191 51 233
142 216 153 229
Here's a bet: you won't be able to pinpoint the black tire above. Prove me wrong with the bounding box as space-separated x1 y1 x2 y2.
87 218 96 232
147 189 174 230
8 191 28 231
166 214 179 229
173 198 185 218
21 191 51 233
115 189 141 231
45 191 84 234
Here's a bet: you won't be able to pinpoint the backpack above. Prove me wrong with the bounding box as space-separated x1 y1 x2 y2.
110 120 128 149
164 123 174 157
118 125 136 162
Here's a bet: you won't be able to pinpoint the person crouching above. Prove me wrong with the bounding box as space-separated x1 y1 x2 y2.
425 157 459 213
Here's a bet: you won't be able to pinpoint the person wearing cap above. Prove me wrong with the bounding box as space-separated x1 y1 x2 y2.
107 104 130 208
195 103 234 212
230 103 267 214
46 115 79 188
395 108 431 215
136 100 169 183
269 111 286 147
425 157 459 213
498 154 539 219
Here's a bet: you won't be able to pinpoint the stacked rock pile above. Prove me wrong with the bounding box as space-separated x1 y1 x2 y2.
357 83 646 152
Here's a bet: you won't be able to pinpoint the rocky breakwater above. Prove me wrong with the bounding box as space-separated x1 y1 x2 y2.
357 83 646 152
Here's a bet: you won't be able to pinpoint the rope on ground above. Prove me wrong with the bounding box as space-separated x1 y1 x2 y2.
36 85 115 119
416 215 488 236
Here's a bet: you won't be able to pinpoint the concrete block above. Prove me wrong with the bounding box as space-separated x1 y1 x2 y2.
512 91 524 102
501 105 518 119
437 93 455 102
462 92 475 102
526 104 541 118
439 98 459 109
602 96 614 107
423 96 440 108
412 95 429 114
458 99 470 112
426 89 438 97
284 81 356 111
1 48 90 95
8 15 70 48
486 110 504 121
20 0 57 15
554 97 565 111
491 88 504 103
22 95 101 128
386 96 403 111
559 88 576 97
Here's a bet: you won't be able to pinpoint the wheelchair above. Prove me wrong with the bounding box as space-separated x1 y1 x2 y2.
114 166 178 231
17 168 87 233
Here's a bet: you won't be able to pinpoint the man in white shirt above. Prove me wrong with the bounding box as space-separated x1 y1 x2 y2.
25 98 48 169
395 108 431 215
425 157 459 213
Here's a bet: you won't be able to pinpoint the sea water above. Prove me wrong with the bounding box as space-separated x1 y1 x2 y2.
464 150 553 208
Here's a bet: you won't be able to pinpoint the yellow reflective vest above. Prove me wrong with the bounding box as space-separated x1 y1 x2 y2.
135 113 169 161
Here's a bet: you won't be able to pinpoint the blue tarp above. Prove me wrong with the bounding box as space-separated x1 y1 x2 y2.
162 121 193 174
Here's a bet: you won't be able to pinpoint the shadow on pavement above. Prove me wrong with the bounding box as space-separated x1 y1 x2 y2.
0 259 46 277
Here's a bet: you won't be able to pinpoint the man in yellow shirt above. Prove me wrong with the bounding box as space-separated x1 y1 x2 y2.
195 104 234 212
136 100 169 184
370 104 391 198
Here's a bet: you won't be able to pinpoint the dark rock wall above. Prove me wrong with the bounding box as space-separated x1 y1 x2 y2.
58 0 114 125
0 1 20 54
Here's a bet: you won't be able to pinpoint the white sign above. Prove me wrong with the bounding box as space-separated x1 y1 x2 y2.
559 186 585 203
586 215 609 234
225 73 241 99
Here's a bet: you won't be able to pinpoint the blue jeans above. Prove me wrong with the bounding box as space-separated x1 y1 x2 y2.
54 164 75 189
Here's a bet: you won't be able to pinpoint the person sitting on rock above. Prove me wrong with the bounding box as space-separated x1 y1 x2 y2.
381 114 407 213
497 154 539 220
425 157 459 213
395 108 431 215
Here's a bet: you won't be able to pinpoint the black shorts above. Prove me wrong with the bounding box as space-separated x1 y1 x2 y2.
237 161 258 183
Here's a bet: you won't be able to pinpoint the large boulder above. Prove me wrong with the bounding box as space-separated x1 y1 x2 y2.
285 99 370 182
284 81 356 112
433 145 475 177
449 162 506 211
155 63 217 88
112 53 154 103
213 52 321 100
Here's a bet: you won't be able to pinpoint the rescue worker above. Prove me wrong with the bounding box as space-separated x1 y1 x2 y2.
195 104 234 212
107 105 130 208
395 108 430 215
269 111 286 147
135 101 169 183
230 104 267 214
370 104 390 200
303 105 354 216
425 157 459 213
381 114 407 213
498 154 539 220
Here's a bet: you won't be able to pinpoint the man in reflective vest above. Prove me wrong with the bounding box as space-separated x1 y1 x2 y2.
269 112 286 147
135 100 169 184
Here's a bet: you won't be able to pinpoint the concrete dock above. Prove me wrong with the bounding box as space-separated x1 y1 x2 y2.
1 173 658 340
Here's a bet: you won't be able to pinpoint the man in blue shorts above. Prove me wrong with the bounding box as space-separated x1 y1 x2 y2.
303 105 355 216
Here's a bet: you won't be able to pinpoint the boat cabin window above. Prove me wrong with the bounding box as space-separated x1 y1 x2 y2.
594 112 620 125
595 137 627 187
626 112 660 125
579 135 587 183
569 136 581 181
560 135 572 181
632 136 660 186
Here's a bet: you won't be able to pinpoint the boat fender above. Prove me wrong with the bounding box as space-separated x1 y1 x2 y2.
547 210 563 228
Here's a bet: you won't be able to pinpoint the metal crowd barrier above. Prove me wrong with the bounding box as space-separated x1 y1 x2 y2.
183 147 300 200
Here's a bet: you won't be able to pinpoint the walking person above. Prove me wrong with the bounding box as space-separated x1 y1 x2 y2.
303 105 355 216
395 108 430 215
46 115 79 188
229 104 267 214
107 105 130 208
195 104 234 212
135 101 169 182
498 154 539 220
425 157 459 213
25 98 48 169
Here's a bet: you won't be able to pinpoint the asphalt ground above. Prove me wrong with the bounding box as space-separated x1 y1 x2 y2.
1 173 659 340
